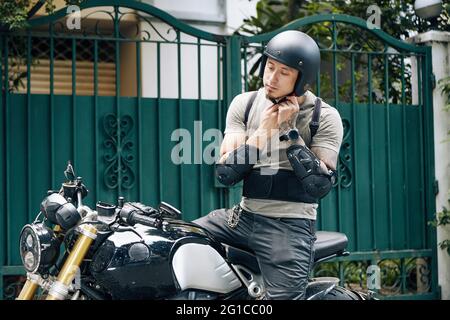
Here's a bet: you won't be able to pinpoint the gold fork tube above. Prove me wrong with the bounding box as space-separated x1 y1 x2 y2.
46 224 97 300
16 278 39 300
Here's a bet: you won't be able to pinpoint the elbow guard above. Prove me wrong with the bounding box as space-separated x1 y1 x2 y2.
286 144 335 199
216 144 259 186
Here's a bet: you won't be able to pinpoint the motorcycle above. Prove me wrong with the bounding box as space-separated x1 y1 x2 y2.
16 162 375 300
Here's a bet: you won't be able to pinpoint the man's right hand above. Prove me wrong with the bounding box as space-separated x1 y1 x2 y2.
257 104 280 134
219 101 285 164
243 104 280 152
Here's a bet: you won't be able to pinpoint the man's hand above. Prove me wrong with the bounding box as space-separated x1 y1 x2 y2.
244 104 281 152
258 103 280 133
277 96 299 129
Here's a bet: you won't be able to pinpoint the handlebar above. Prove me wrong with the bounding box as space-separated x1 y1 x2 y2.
119 204 160 228
127 212 157 227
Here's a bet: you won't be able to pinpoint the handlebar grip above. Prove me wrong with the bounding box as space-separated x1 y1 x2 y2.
127 212 156 227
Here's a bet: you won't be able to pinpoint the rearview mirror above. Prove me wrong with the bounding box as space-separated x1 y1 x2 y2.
158 202 181 219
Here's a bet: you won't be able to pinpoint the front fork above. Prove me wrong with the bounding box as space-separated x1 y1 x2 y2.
17 275 39 300
16 224 98 300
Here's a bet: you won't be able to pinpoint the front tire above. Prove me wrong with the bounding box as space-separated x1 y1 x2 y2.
306 281 369 300
321 286 364 300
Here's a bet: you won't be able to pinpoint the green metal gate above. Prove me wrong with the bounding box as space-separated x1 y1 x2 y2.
0 1 438 299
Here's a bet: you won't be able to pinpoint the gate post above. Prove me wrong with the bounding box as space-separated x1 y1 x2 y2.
223 35 243 208
410 31 450 300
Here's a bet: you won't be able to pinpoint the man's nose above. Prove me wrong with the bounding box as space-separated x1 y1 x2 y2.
269 70 279 83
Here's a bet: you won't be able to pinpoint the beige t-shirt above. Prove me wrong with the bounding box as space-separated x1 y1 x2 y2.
224 88 343 220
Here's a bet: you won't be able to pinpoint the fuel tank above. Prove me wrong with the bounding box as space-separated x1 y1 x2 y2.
90 220 237 299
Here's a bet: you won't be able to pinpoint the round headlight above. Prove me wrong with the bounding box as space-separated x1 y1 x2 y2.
19 223 61 273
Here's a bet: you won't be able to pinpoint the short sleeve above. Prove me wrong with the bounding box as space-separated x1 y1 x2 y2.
309 108 344 153
224 94 247 135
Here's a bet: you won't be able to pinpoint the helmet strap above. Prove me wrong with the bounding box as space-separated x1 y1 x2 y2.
268 91 295 105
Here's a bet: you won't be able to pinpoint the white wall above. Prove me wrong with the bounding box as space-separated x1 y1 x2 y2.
140 26 222 99
225 0 259 35
147 0 257 35
151 0 226 24
140 0 257 99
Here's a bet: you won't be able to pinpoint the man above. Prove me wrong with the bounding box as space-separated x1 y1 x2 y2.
194 30 343 300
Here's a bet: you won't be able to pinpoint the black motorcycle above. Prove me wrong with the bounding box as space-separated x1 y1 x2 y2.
17 162 374 300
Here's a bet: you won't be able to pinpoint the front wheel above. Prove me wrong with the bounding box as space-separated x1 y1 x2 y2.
306 281 372 300
320 286 367 300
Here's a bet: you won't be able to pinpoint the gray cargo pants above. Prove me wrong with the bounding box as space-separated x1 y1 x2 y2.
193 207 316 300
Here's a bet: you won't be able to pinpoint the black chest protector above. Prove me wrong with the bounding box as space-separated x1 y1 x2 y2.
242 93 334 204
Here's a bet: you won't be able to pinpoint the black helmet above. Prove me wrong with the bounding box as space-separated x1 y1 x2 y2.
259 30 320 96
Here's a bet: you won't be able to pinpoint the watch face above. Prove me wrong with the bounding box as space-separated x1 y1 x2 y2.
328 170 337 183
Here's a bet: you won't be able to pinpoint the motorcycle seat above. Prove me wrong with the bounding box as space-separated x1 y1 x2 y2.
224 231 348 272
223 245 260 274
313 231 348 261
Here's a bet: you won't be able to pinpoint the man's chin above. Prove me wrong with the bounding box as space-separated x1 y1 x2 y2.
265 93 285 102
264 89 282 100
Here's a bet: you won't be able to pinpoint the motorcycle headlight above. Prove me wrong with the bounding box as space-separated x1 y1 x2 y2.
19 223 61 273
